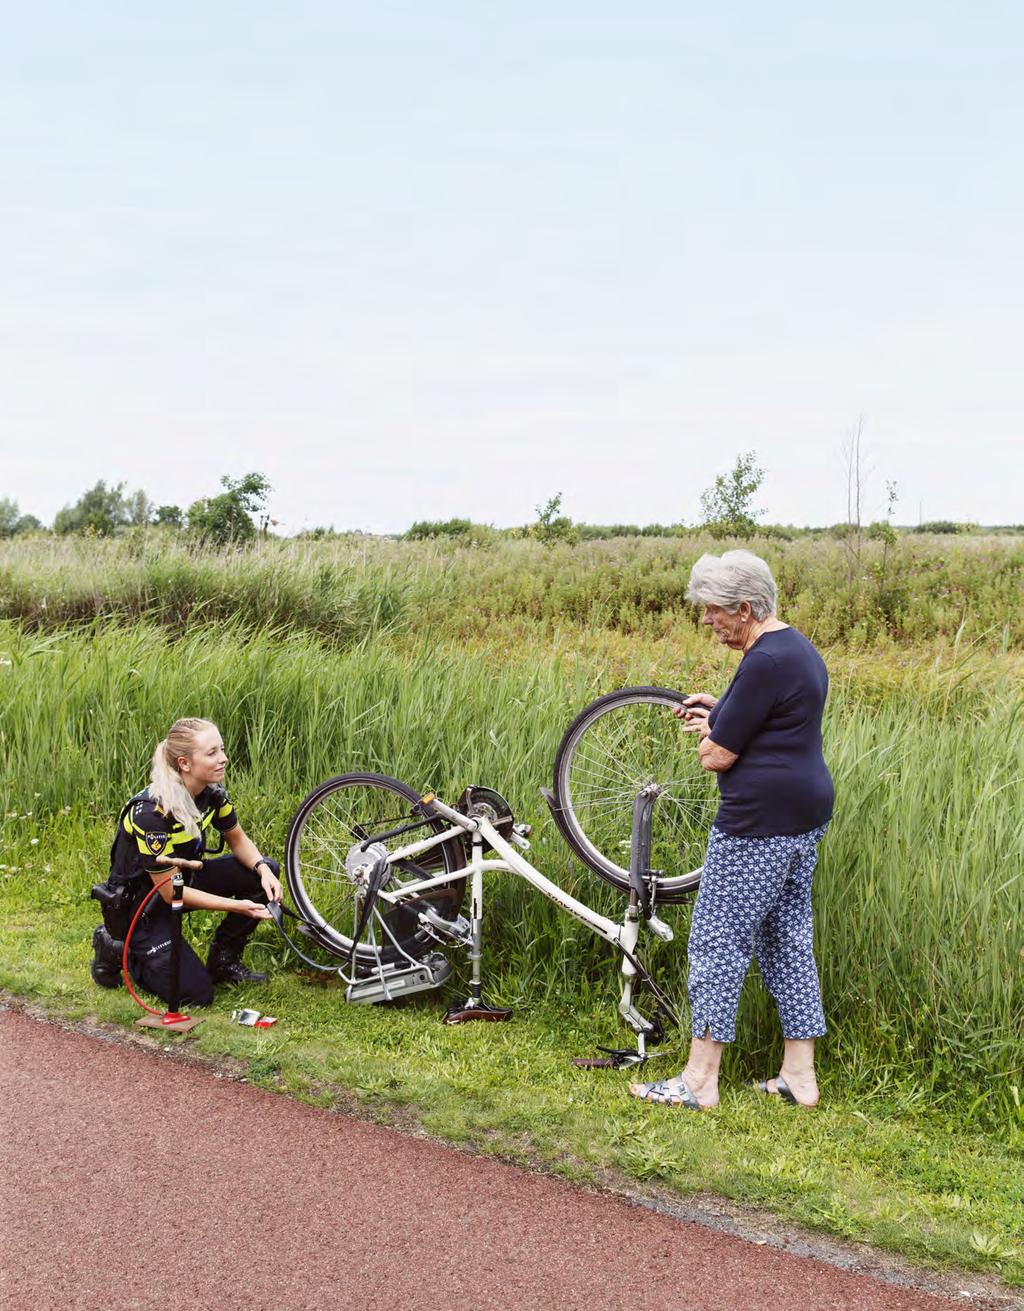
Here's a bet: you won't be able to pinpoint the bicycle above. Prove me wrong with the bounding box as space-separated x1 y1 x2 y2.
275 687 716 1067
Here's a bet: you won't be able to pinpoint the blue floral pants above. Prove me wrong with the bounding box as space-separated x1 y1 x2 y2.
687 824 828 1043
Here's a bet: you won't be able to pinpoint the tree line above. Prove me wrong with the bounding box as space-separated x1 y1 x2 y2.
1 473 273 546
3 454 1013 545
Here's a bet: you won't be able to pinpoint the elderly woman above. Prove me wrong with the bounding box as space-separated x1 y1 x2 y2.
630 550 833 1110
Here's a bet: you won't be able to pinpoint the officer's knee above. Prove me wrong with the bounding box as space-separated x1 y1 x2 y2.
182 979 215 1007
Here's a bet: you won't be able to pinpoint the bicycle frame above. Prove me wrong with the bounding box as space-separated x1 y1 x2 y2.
359 791 679 1065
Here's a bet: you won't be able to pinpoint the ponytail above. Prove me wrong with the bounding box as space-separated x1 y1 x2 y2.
149 717 218 838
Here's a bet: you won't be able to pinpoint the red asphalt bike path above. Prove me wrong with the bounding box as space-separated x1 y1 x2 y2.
0 1009 991 1311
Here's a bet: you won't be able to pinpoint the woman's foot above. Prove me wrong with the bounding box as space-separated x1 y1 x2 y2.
629 1066 719 1109
759 1069 819 1107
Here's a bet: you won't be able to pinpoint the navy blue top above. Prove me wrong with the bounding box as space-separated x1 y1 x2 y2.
706 627 834 837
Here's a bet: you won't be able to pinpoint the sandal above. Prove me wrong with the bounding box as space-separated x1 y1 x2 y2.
754 1075 817 1107
628 1075 702 1110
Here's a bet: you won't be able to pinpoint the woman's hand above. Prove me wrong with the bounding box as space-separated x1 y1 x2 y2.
235 900 274 920
698 736 739 773
674 692 717 733
259 866 283 904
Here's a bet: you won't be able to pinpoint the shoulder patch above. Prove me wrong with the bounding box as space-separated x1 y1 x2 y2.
144 832 171 857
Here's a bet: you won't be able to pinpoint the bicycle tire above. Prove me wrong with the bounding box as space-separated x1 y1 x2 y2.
550 687 714 903
285 772 467 967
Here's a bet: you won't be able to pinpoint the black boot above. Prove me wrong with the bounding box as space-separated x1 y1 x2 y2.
91 925 124 989
206 942 267 985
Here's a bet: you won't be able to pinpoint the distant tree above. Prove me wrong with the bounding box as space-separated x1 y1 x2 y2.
0 497 21 537
912 520 962 535
13 514 44 535
869 479 900 594
405 518 474 541
187 473 272 545
126 488 154 526
154 504 184 528
54 480 131 536
699 452 765 538
532 492 577 547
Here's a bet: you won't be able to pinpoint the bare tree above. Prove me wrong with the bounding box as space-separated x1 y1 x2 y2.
841 416 868 588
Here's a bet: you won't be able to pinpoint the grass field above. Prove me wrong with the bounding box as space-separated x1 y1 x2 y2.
1 531 1021 1284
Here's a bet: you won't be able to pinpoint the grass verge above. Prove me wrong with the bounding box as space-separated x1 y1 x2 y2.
3 902 1021 1292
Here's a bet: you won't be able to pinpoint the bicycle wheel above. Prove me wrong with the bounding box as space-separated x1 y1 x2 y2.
551 687 715 903
285 772 467 968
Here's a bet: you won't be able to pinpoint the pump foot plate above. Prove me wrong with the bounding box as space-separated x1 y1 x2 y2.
135 1015 202 1033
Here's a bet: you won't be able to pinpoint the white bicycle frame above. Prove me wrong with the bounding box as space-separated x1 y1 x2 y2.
358 792 676 1060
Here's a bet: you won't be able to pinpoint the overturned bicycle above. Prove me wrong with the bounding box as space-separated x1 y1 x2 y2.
272 687 716 1068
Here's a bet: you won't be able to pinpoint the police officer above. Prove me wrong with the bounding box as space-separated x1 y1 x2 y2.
91 717 282 1006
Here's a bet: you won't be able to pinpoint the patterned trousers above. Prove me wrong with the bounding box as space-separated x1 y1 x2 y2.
687 824 828 1043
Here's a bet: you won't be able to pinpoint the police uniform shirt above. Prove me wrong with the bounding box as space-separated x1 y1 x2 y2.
111 786 239 884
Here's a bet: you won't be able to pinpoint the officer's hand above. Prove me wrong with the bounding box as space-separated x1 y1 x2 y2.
236 900 273 920
259 867 283 904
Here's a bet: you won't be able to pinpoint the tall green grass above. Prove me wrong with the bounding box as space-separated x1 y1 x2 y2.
1 620 1020 1134
3 531 1022 648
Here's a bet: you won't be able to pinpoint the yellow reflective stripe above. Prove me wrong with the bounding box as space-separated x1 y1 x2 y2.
217 803 233 819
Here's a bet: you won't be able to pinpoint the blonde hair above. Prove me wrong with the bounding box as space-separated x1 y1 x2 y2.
149 717 219 837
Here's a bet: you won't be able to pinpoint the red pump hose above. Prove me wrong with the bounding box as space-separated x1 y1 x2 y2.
121 875 177 1019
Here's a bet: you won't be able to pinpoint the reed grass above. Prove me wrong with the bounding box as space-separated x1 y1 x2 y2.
2 619 1020 1137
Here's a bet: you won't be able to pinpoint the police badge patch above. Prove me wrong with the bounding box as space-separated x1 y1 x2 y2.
144 832 170 856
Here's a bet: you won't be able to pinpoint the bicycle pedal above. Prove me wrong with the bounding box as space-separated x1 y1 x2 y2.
572 1045 666 1070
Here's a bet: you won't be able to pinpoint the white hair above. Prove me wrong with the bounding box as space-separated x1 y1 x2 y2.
149 717 217 837
685 550 777 621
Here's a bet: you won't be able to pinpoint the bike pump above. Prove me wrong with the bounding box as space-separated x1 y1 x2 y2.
130 865 203 1034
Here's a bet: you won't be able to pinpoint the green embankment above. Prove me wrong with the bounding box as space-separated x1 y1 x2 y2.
0 533 1021 1283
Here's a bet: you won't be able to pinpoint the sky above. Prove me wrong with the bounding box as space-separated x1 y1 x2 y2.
1 2 1021 533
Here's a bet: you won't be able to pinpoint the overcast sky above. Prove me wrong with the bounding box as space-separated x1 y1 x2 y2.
1 3 1021 532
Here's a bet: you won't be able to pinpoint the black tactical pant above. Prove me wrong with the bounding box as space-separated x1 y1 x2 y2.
128 855 278 1008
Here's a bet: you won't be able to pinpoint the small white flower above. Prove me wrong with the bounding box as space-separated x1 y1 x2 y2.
0 658 12 667
29 838 39 846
